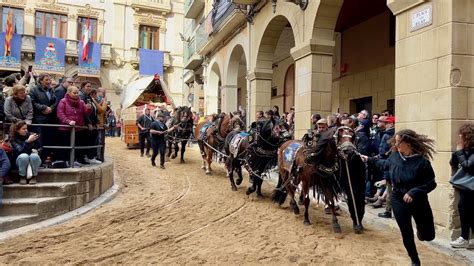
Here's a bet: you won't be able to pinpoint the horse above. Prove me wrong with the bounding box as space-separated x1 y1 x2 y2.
223 128 252 191
166 106 194 163
194 113 244 175
244 118 292 198
273 126 358 233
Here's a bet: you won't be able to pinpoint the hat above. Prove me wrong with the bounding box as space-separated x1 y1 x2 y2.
378 116 395 124
316 118 328 125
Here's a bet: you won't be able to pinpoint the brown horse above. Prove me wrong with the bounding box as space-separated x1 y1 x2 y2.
194 113 244 175
273 126 358 233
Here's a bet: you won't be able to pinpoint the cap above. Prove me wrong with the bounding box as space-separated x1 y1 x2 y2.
316 118 328 124
385 116 395 124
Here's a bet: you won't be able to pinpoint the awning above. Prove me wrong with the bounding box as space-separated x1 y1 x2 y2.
120 76 174 110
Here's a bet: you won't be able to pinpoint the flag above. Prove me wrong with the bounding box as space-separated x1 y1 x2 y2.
81 18 91 62
4 10 13 56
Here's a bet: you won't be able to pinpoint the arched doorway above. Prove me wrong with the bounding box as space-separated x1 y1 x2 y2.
284 64 295 112
225 44 247 114
206 62 221 115
253 15 296 120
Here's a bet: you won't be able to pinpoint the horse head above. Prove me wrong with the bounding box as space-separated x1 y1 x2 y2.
334 126 358 161
228 112 245 132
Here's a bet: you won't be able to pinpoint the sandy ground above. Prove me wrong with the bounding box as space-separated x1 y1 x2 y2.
0 138 463 265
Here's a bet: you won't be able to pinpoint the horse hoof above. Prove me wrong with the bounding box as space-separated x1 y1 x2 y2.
246 187 255 195
231 186 237 191
206 170 212 175
304 220 311 226
298 199 304 205
333 224 342 234
256 194 264 200
293 207 300 215
236 178 243 186
180 159 185 164
171 155 177 159
201 166 206 170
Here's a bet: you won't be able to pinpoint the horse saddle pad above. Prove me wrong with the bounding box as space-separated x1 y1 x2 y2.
199 123 213 139
282 142 303 172
230 132 250 157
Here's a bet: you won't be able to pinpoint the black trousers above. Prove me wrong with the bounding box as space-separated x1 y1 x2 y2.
457 188 474 240
139 132 151 155
151 139 166 166
340 159 366 225
392 191 435 263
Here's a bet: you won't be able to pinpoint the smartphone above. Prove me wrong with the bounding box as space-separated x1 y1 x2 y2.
28 65 33 72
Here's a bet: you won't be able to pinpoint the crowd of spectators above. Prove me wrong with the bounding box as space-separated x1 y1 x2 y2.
0 71 110 187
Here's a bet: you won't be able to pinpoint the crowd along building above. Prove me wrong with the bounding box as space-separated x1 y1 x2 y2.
183 0 474 239
0 0 186 111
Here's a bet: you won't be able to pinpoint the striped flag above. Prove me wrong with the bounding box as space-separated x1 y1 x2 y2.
4 10 14 56
81 18 91 62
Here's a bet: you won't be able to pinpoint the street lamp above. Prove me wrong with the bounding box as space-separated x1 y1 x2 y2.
270 0 309 13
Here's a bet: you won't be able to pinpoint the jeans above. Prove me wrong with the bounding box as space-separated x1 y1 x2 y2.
392 191 435 264
0 178 3 207
151 139 166 166
108 126 116 137
457 188 474 240
139 132 151 155
16 153 42 177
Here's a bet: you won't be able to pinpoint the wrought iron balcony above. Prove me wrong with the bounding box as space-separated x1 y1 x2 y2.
184 0 205 19
184 38 203 70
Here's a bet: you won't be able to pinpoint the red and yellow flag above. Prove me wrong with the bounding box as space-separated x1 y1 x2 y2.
4 10 14 56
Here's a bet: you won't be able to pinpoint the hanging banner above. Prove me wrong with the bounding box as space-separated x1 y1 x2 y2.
78 41 101 77
0 33 21 71
34 36 65 74
139 48 164 77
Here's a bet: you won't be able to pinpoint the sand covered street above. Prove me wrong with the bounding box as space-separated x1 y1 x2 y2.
0 138 462 265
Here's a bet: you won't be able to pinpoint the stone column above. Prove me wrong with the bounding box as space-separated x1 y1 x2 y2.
23 8 35 36
220 85 238 113
290 41 334 138
67 14 78 40
388 0 473 239
247 70 272 122
193 80 201 112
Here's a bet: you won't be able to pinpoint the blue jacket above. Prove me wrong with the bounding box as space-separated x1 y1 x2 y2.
0 148 11 178
379 127 395 158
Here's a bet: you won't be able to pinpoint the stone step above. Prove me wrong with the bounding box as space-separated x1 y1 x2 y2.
0 197 70 216
35 167 98 183
0 214 40 232
3 182 79 199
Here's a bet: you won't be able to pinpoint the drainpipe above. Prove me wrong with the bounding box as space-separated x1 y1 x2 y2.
246 5 251 126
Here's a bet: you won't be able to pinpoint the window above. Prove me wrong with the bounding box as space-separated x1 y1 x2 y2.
77 17 98 42
139 25 159 50
35 11 68 39
1 7 24 34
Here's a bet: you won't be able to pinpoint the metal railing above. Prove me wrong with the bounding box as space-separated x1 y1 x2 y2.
1 122 105 168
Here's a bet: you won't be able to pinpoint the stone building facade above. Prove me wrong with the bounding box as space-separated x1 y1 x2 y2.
183 0 474 239
0 0 186 110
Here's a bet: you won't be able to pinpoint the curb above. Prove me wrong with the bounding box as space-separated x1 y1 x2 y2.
0 167 121 242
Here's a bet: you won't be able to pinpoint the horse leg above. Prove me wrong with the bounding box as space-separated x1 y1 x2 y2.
226 159 237 191
272 171 288 205
302 181 311 225
166 141 172 158
171 142 178 159
327 197 342 233
205 148 212 175
246 174 256 195
255 177 264 199
197 141 206 170
180 141 187 163
235 162 243 186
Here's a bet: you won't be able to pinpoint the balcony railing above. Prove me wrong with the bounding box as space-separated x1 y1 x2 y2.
20 35 112 65
184 0 205 19
184 38 203 70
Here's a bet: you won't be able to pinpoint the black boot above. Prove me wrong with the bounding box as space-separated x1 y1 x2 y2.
378 211 392 218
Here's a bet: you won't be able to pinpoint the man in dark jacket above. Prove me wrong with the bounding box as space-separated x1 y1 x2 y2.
29 74 57 158
54 76 74 105
136 108 154 157
79 81 100 164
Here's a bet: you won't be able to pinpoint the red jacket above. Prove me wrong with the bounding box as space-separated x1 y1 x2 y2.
57 94 92 130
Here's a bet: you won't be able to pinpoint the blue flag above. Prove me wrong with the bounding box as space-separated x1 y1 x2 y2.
0 33 21 71
34 36 65 74
139 49 164 76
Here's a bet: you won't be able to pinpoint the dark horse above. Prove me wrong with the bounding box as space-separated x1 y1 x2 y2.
224 128 253 191
194 113 244 175
273 126 359 233
244 118 291 198
166 106 194 163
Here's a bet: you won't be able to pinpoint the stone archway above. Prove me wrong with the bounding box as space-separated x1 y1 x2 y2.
250 15 296 121
224 44 247 114
206 62 221 115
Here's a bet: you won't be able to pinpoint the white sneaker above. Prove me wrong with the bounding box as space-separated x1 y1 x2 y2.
469 239 474 249
450 237 469 248
89 158 102 164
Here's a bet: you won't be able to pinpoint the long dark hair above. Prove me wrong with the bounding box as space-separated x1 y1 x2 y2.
391 129 436 160
458 123 474 151
9 121 28 141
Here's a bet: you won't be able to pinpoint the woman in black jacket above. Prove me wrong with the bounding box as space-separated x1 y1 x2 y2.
361 129 436 266
10 121 42 185
449 123 474 249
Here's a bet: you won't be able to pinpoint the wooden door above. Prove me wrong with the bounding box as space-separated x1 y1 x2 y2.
284 64 295 112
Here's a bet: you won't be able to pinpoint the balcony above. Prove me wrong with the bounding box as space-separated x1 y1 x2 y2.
184 39 203 70
130 48 171 71
184 0 205 19
131 0 171 13
197 2 246 56
19 35 111 65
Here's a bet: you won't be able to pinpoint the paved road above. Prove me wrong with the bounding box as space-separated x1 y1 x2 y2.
0 138 462 264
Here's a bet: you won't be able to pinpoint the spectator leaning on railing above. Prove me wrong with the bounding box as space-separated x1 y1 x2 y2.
9 121 42 185
57 86 92 165
4 85 34 124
